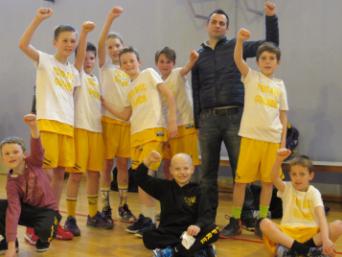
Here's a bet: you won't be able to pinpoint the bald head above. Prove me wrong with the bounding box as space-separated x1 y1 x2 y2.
170 153 193 167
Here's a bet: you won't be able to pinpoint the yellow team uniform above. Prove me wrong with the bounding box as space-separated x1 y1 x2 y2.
101 65 131 159
35 51 80 169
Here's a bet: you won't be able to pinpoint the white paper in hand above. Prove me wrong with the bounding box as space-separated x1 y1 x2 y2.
181 231 196 250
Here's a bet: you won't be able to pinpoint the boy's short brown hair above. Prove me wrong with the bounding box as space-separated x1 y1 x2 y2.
256 42 281 62
54 25 76 40
155 47 176 64
288 155 314 173
0 137 26 154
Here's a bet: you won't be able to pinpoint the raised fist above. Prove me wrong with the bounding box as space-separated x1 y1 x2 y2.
82 21 96 33
264 1 276 16
238 28 250 41
36 7 53 20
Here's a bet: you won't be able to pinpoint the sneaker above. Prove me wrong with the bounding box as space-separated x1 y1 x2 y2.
55 224 74 240
24 227 39 245
36 239 50 253
254 218 263 238
101 207 113 222
276 245 297 257
152 246 173 257
307 247 328 257
126 214 151 234
134 222 156 238
219 217 242 238
64 216 81 236
0 239 19 255
118 204 136 223
241 210 257 230
87 212 114 229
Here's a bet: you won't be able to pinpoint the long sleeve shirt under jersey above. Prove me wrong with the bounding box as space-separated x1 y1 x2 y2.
5 138 57 242
134 163 212 235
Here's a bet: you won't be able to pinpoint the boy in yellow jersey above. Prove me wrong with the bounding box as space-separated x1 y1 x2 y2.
19 7 80 240
98 6 134 224
260 149 342 257
63 22 113 236
102 47 177 236
220 28 288 238
155 47 200 179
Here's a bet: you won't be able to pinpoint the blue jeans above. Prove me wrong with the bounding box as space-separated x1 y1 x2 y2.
199 107 242 219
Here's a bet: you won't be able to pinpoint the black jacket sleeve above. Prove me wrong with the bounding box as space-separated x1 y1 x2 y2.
191 61 201 129
243 15 280 58
133 163 167 200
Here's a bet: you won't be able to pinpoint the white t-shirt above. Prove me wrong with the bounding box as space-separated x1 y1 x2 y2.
163 68 194 126
74 70 102 132
35 51 80 126
278 182 324 228
239 69 288 143
100 63 130 121
124 68 164 135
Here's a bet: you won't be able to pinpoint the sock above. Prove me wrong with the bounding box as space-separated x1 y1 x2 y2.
259 205 269 218
303 238 316 247
231 207 242 219
118 185 128 207
66 197 77 217
88 195 98 218
100 187 110 210
291 240 310 255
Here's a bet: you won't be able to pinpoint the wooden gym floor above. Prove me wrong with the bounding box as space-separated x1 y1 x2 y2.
0 175 341 257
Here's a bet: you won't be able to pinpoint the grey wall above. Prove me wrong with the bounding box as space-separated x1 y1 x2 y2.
0 0 341 162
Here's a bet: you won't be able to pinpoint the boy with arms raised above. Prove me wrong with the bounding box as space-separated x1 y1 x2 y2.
19 7 81 240
136 151 219 257
0 114 59 257
221 28 288 237
155 47 200 179
260 149 342 257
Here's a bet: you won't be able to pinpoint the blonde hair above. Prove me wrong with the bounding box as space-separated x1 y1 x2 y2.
288 155 314 173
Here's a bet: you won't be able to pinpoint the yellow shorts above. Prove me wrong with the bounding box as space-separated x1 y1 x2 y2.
66 128 104 173
163 126 200 166
102 117 130 159
235 137 281 183
40 131 75 169
263 225 319 254
131 141 164 171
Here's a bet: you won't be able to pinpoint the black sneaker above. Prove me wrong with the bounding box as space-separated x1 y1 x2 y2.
254 218 263 238
241 210 257 230
126 214 151 234
219 217 242 238
101 207 114 227
118 204 136 223
36 239 50 253
134 221 156 238
0 239 19 255
307 247 328 257
64 216 81 236
87 211 114 229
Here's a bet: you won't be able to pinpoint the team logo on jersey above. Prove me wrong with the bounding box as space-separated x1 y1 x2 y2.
184 196 197 206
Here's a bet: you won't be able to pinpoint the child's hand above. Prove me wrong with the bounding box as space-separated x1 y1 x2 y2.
187 225 201 236
108 6 123 20
264 1 276 16
82 21 96 33
36 7 53 21
237 28 250 41
23 114 37 128
144 150 161 168
189 50 199 63
322 239 335 257
277 148 291 161
167 120 178 139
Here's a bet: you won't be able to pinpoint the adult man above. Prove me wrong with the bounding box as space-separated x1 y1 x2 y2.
191 2 279 230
